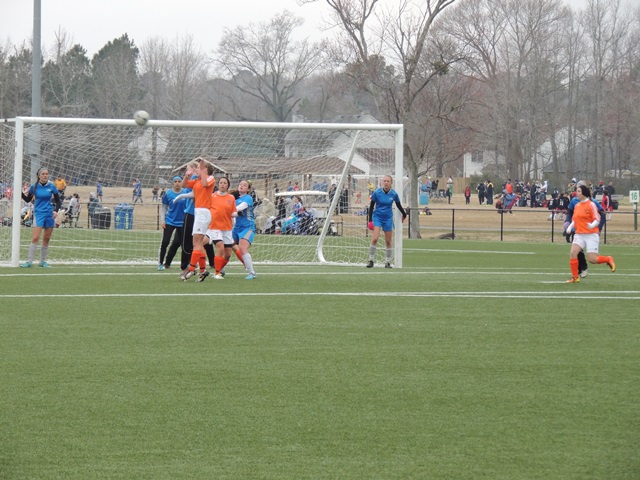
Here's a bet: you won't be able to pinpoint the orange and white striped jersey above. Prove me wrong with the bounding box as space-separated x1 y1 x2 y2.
209 192 236 230
573 198 600 234
186 175 215 208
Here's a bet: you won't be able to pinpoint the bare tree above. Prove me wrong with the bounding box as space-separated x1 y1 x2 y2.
215 10 327 123
300 0 458 238
580 0 634 178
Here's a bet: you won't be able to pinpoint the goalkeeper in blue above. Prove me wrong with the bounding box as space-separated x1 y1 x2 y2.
366 175 407 268
157 175 187 270
232 180 257 279
20 167 62 268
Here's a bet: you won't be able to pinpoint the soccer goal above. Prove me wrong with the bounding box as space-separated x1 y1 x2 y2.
1 117 404 267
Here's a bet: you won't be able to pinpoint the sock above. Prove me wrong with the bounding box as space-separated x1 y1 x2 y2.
596 256 610 265
386 248 392 262
577 251 587 271
235 249 246 266
204 243 215 267
369 246 376 260
214 256 225 274
198 250 206 271
242 253 255 275
28 243 37 262
189 250 200 272
40 246 48 263
570 258 579 278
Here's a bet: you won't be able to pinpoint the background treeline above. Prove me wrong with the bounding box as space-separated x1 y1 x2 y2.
1 0 639 204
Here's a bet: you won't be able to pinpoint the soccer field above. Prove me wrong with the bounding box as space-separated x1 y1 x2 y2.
1 240 639 479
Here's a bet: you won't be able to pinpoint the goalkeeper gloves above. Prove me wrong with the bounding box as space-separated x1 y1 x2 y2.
367 221 374 231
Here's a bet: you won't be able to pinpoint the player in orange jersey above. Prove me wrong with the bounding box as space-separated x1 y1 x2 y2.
180 159 215 281
200 176 237 281
564 184 615 283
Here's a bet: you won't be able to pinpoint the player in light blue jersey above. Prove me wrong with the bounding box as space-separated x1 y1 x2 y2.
366 175 406 268
232 180 257 279
157 176 187 270
20 167 62 268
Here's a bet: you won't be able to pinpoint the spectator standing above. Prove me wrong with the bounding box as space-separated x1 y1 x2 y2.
152 185 160 202
20 167 61 268
601 189 612 221
54 176 67 202
486 180 494 205
605 181 615 197
132 178 143 204
446 176 453 204
96 179 104 202
464 185 471 204
476 182 486 205
505 179 514 195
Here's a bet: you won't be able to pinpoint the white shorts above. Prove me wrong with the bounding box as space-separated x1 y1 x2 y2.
573 233 599 254
206 229 233 245
192 208 211 235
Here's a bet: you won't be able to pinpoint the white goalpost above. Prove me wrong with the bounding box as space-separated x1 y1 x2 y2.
0 117 404 267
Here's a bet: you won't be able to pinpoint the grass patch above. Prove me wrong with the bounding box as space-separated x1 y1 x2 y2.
1 240 639 479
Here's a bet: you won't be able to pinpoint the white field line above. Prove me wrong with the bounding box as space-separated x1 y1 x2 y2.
1 291 639 300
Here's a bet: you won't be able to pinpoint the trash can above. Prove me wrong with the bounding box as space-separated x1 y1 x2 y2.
114 203 134 230
92 207 111 229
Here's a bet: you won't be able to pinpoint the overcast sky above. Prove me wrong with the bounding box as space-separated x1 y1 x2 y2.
1 0 598 58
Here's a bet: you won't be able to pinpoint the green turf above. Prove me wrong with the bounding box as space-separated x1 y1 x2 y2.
1 240 639 479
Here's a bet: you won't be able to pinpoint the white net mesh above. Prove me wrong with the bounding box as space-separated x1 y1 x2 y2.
1 119 402 266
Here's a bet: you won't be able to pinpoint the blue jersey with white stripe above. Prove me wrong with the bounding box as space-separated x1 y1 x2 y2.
162 189 187 226
234 193 255 231
182 174 199 215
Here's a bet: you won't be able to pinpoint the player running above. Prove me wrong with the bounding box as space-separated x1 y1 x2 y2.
564 184 615 283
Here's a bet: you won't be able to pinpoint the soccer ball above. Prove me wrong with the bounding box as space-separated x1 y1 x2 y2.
133 110 149 126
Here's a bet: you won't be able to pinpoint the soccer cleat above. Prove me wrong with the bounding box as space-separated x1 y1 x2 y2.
220 268 226 278
181 270 196 281
607 257 616 273
385 262 392 269
366 260 374 268
579 268 588 278
163 264 170 269
196 270 210 282
157 264 165 271
214 273 224 280
20 261 32 268
39 261 51 268
565 277 580 283
245 273 256 280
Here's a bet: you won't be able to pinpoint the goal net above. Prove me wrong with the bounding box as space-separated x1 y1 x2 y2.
1 117 404 267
